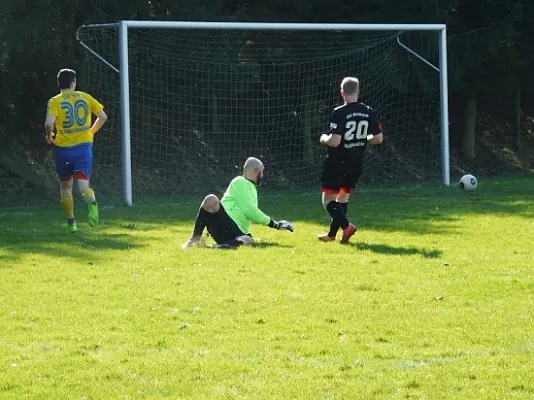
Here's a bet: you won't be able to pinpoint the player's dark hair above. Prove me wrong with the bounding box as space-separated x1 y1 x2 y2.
341 77 359 96
57 69 76 89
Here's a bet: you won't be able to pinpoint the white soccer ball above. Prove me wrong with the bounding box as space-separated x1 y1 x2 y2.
459 174 478 192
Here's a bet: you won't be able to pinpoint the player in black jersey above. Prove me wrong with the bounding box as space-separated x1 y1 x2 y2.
318 77 384 244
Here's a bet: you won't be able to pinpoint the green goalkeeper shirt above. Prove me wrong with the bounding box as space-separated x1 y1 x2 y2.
221 176 271 234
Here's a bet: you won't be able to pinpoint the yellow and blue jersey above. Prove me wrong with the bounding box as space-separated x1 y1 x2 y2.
47 90 104 148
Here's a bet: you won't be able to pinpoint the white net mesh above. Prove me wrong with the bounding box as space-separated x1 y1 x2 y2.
78 26 442 201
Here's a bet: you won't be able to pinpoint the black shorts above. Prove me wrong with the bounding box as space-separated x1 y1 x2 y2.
320 160 363 194
206 205 250 244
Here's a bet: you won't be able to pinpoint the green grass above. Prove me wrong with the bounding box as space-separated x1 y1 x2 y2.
1 176 533 399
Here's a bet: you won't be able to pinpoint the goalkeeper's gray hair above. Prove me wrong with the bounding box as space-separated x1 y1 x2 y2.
341 77 359 96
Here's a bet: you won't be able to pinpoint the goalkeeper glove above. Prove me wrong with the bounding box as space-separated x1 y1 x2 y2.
269 219 294 232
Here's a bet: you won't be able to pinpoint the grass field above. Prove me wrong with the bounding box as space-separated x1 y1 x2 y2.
1 175 533 399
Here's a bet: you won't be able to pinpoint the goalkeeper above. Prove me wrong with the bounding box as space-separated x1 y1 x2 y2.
182 157 294 249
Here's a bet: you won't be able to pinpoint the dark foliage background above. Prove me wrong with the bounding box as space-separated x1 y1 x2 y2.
1 0 533 205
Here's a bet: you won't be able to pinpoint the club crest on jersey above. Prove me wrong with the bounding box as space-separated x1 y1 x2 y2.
330 122 338 129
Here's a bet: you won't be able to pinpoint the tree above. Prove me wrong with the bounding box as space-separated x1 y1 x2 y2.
446 0 527 159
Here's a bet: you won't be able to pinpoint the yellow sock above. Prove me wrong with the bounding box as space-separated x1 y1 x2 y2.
61 193 75 219
82 188 96 203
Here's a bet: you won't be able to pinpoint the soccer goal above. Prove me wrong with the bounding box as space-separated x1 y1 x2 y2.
77 21 449 206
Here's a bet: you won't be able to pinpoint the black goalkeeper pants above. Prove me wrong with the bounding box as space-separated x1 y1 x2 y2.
206 206 251 244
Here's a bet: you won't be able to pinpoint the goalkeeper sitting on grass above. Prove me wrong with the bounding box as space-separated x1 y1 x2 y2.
182 157 294 249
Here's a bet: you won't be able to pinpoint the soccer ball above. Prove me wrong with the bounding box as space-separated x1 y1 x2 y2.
459 174 477 192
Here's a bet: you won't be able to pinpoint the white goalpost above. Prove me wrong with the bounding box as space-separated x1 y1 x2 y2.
77 21 449 206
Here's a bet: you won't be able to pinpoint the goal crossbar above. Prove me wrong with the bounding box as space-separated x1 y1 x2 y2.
77 21 450 206
122 21 446 31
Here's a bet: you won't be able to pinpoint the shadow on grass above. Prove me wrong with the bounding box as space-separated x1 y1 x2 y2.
1 175 533 262
351 243 442 259
0 200 205 263
0 229 147 266
282 186 534 236
252 241 293 249
78 233 135 250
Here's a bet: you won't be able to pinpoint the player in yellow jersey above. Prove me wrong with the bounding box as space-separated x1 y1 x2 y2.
45 69 108 233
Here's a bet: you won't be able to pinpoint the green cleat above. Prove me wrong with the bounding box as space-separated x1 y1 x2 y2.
68 222 78 233
88 201 99 227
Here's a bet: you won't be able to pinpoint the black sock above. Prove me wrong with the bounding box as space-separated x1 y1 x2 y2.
327 219 338 238
193 207 211 237
327 202 348 237
326 201 349 230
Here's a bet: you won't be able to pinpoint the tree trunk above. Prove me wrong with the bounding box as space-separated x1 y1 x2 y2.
302 84 314 166
513 80 521 150
211 95 220 138
461 87 477 160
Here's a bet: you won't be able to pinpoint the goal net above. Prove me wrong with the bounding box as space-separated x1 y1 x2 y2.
77 24 444 202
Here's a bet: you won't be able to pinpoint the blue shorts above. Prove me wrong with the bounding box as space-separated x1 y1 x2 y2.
54 143 93 181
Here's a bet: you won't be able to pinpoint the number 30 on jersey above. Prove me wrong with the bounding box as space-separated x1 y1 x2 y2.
344 120 369 141
61 100 89 129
